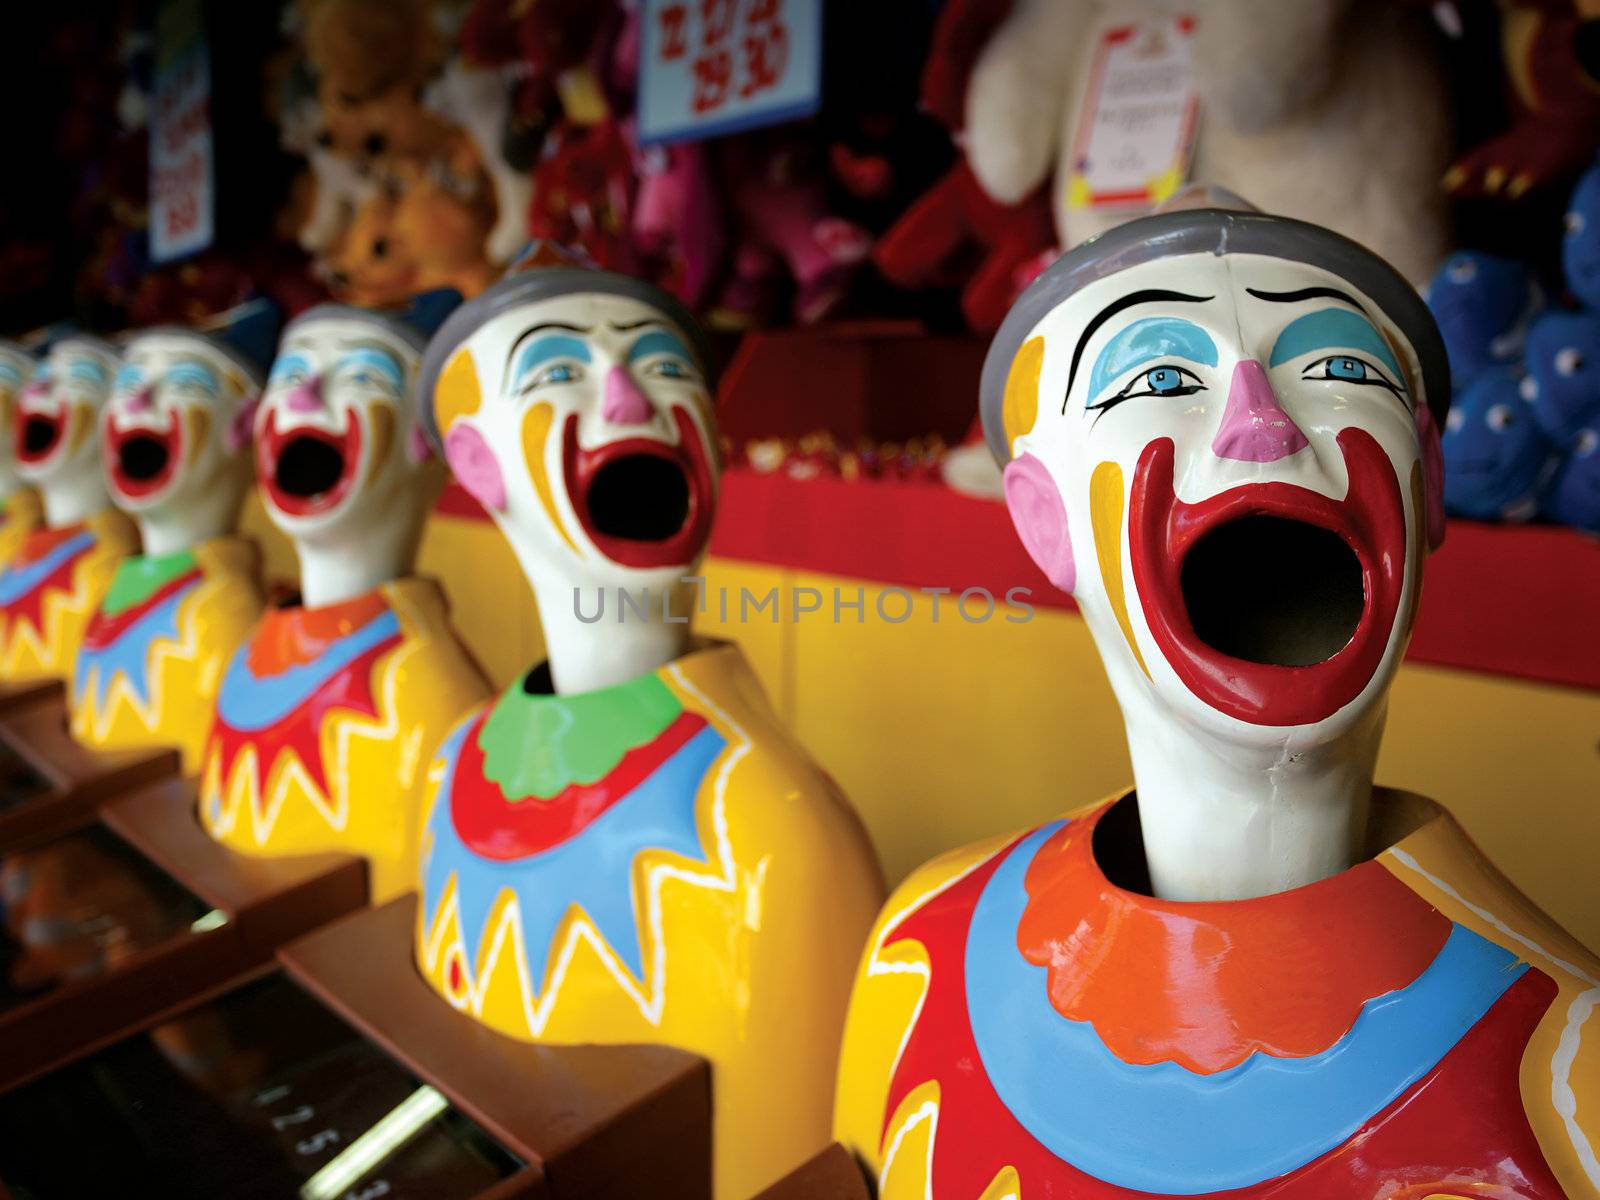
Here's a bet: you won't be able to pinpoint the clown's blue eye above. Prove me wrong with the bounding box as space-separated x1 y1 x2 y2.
1303 354 1402 395
646 359 689 380
1144 367 1183 393
522 362 583 390
1086 362 1206 416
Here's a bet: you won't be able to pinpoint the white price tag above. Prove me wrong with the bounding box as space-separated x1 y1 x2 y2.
1066 16 1200 212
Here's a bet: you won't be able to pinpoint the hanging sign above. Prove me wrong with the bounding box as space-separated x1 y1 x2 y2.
149 0 216 262
1065 15 1201 212
637 0 823 145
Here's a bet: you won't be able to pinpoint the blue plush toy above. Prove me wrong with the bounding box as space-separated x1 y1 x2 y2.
1425 251 1542 387
1441 368 1556 522
1542 425 1600 533
1562 159 1600 310
1521 308 1600 444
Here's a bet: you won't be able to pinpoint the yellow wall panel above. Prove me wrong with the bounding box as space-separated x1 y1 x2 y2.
223 516 1599 951
740 564 1599 951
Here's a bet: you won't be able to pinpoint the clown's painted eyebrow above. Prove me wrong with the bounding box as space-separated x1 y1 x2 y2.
1245 285 1366 311
505 321 594 379
610 318 665 332
334 345 405 387
1087 317 1218 397
1267 307 1404 381
65 358 109 386
269 352 313 381
1066 290 1213 409
511 334 592 387
165 359 221 394
626 329 692 364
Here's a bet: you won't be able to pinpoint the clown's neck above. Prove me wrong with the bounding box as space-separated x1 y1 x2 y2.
39 469 113 529
1123 700 1386 901
293 519 420 609
531 567 691 695
0 461 23 504
136 487 244 558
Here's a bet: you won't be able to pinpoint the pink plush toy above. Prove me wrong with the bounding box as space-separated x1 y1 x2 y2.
629 127 725 310
709 132 873 328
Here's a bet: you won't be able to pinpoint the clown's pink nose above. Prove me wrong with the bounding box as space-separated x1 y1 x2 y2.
602 366 653 425
19 381 49 401
1211 360 1309 463
125 385 155 413
285 378 324 413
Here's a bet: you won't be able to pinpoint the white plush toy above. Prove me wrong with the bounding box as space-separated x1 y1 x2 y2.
964 0 1451 284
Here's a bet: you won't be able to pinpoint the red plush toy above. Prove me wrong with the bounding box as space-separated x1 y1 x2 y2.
1444 0 1600 199
870 0 1056 331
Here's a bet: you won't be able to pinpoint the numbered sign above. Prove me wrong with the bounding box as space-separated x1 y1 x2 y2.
148 0 215 262
637 0 823 145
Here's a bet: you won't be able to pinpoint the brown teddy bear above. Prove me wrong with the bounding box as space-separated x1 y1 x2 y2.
287 0 502 300
323 159 498 306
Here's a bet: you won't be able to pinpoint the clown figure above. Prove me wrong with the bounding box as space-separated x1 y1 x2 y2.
71 302 282 771
0 334 138 683
199 292 491 903
412 246 884 1199
0 342 43 568
835 201 1600 1196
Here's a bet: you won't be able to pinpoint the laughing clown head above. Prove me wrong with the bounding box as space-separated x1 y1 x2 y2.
16 333 121 498
257 291 460 551
0 341 33 496
104 300 282 540
981 203 1450 748
417 243 718 597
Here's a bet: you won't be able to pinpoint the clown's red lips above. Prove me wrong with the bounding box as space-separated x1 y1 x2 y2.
258 407 363 519
1129 428 1409 727
16 409 65 466
562 407 714 569
107 420 182 499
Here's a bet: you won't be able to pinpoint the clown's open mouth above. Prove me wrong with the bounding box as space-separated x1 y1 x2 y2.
1180 516 1364 668
258 410 363 518
587 455 691 541
107 423 181 499
1129 428 1408 726
17 412 64 464
562 408 714 569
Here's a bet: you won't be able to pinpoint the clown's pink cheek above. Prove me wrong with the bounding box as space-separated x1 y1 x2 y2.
1003 452 1075 594
223 395 260 454
1414 403 1446 551
405 424 433 465
444 423 507 512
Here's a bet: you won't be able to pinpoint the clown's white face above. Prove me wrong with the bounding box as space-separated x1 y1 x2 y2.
104 333 257 521
1002 252 1443 748
432 291 718 595
257 316 437 547
16 339 119 490
0 346 32 488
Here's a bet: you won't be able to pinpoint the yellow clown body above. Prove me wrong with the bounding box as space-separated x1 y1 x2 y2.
0 489 42 570
71 537 265 773
200 577 489 902
0 508 138 683
414 642 885 1198
834 788 1600 1199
